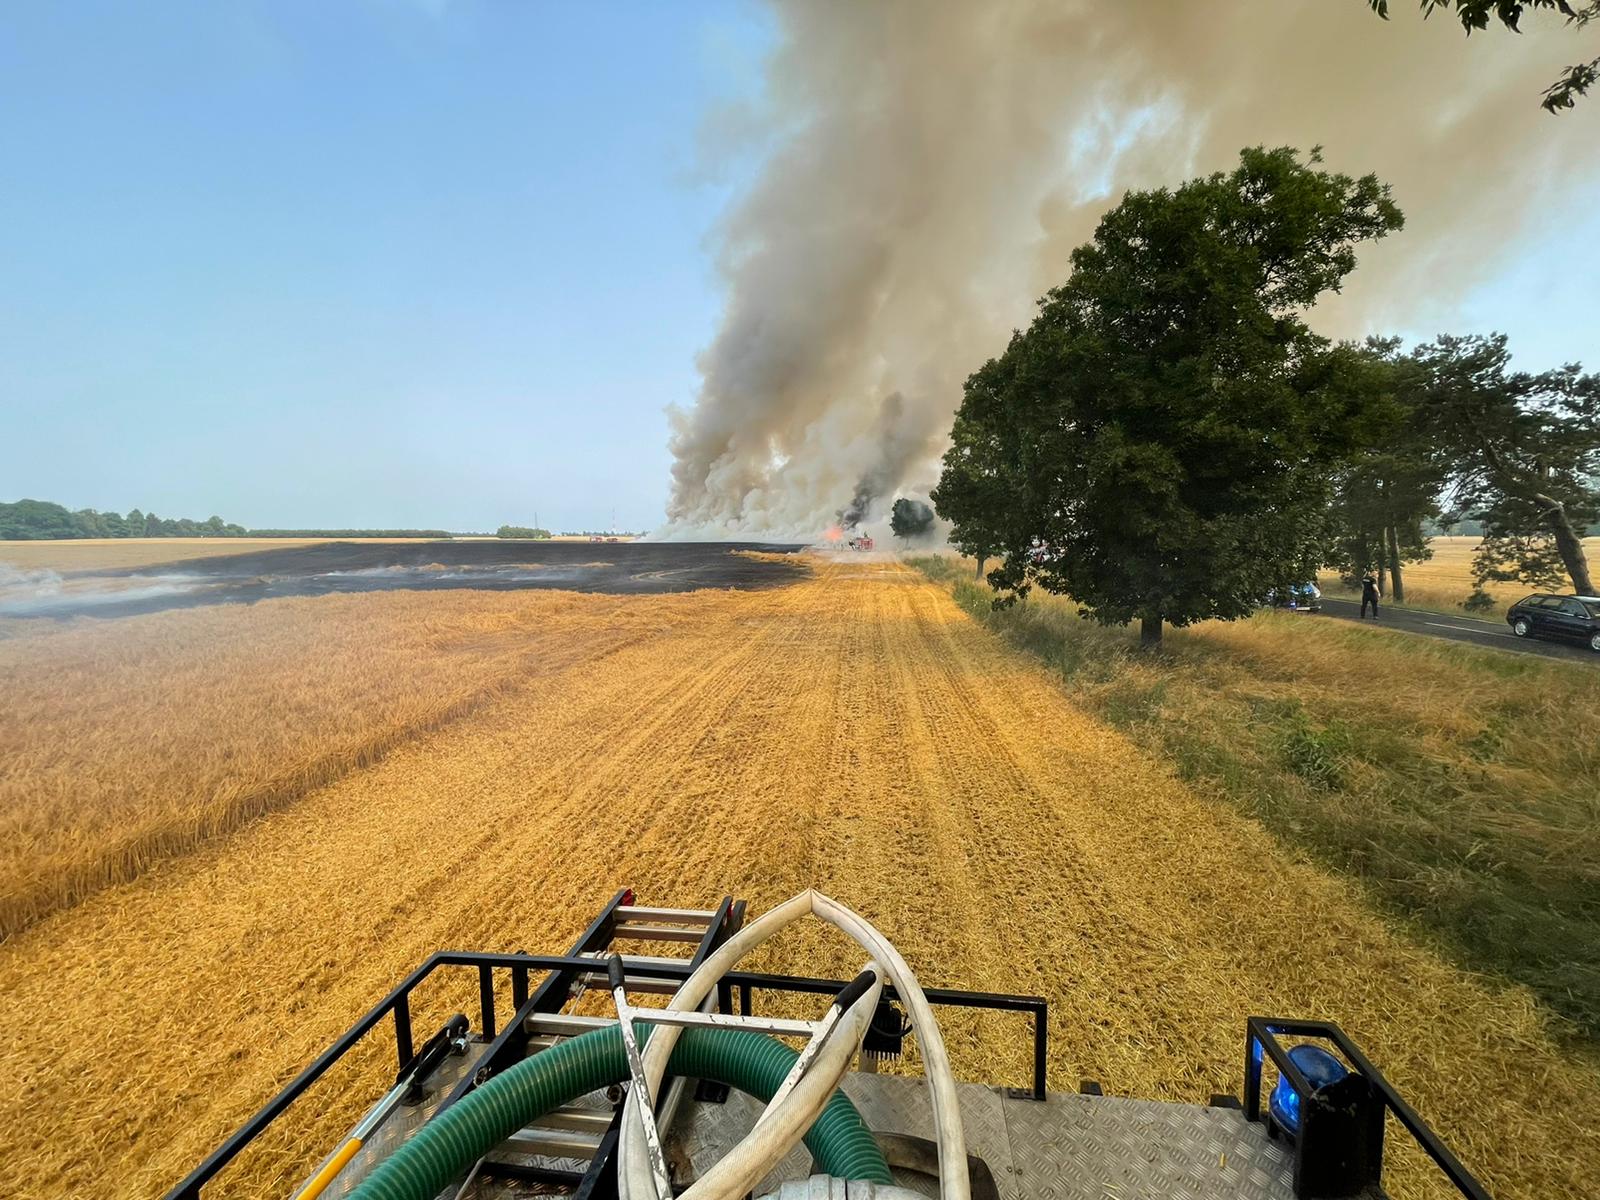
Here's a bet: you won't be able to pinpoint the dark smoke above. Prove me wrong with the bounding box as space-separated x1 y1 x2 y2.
837 392 938 528
661 0 1598 538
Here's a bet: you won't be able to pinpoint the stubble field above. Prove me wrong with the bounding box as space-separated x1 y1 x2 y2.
1 555 1597 1198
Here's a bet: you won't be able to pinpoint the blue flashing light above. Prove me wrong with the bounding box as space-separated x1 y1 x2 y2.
1269 1044 1349 1134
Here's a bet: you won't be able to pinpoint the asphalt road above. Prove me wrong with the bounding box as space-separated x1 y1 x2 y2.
1317 596 1599 663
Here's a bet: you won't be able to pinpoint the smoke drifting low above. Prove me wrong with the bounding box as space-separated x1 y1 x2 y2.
662 0 1596 539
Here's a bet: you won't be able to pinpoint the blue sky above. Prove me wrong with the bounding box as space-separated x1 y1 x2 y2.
0 0 770 532
1 2 1595 533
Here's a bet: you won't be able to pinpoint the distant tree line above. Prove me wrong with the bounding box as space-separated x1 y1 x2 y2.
0 499 458 541
497 525 553 539
0 500 663 543
0 499 247 540
246 528 457 538
934 146 1600 646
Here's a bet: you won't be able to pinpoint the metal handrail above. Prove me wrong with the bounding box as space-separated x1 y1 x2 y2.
167 945 1046 1197
168 884 1046 1200
1244 1016 1491 1200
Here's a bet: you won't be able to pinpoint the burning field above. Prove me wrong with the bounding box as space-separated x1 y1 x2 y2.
0 539 806 621
1 557 1598 1199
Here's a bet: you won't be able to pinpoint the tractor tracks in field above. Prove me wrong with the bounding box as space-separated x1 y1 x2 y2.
2 562 1599 1198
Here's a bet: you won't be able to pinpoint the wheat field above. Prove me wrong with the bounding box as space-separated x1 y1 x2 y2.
1 560 1597 1198
0 588 683 938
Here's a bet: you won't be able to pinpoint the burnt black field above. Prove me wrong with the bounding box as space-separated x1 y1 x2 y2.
1 540 809 620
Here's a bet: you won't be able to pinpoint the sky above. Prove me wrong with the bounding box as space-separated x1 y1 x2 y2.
0 0 772 533
1 1 1596 534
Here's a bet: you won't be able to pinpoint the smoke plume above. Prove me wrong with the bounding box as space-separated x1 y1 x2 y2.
838 392 937 528
663 0 1597 538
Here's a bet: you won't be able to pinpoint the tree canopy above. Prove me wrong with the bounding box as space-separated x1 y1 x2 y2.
1370 0 1599 110
0 499 246 541
1410 333 1599 594
0 499 461 541
934 146 1403 645
889 498 936 540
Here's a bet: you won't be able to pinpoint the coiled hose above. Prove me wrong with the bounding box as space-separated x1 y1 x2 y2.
346 1024 891 1200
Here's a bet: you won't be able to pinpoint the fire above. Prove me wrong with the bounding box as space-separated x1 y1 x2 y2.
822 525 843 543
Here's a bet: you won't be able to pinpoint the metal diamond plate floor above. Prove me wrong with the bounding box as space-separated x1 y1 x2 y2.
297 1042 480 1196
301 1052 1352 1199
677 1073 1322 1200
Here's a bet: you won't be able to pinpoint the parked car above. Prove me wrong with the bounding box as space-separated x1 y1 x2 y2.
1265 582 1322 612
1506 594 1600 652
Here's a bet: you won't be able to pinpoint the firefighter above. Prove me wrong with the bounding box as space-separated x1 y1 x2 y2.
1360 571 1381 619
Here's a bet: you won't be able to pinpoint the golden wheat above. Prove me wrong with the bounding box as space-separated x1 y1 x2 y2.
0 588 683 938
0 561 1596 1198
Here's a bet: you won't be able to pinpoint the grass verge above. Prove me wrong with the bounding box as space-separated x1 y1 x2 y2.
911 554 1600 1044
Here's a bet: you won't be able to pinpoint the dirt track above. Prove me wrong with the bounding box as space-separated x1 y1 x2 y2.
1 559 1596 1198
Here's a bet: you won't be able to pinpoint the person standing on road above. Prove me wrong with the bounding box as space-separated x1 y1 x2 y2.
1361 571 1380 619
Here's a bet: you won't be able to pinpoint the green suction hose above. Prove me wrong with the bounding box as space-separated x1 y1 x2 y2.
346 1024 892 1200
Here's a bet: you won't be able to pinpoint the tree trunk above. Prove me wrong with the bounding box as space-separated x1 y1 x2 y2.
975 555 986 580
1140 615 1163 648
1385 525 1405 603
1539 495 1596 595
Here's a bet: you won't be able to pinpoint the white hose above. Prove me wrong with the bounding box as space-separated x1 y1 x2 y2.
617 890 970 1200
679 969 880 1200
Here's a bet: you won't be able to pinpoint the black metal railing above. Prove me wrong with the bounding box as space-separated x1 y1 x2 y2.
167 892 1045 1198
168 886 652 1199
1244 1017 1491 1200
725 968 1048 1101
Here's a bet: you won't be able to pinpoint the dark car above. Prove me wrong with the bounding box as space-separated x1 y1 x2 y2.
1265 582 1322 612
1506 594 1600 652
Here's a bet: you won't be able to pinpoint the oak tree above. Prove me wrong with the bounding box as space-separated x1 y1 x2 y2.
934 147 1403 646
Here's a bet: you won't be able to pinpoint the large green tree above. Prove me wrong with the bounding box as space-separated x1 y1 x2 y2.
935 147 1403 646
931 356 1029 579
1369 0 1599 110
1411 333 1599 594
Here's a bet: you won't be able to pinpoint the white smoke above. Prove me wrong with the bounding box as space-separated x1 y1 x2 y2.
661 0 1598 539
0 563 65 603
0 565 212 618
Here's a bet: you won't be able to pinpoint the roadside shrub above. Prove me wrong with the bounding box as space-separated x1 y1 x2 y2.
1263 703 1351 790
